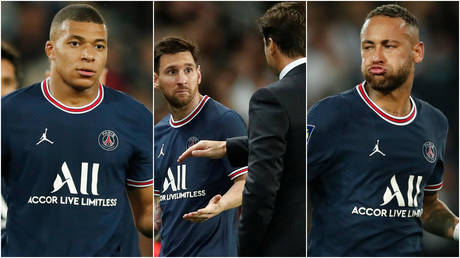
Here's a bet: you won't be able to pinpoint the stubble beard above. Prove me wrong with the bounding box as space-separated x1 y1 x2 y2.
363 59 413 95
163 89 194 109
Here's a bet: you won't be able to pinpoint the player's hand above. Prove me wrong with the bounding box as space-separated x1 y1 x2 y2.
182 195 223 223
177 140 227 163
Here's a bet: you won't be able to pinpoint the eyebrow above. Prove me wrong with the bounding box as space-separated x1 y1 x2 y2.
362 39 400 45
68 34 106 43
163 63 196 70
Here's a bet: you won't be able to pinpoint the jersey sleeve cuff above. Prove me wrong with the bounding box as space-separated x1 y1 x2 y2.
154 189 160 196
424 182 443 191
126 178 153 188
227 166 248 180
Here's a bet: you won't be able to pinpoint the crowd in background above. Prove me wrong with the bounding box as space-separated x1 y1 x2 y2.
308 2 459 256
2 1 153 110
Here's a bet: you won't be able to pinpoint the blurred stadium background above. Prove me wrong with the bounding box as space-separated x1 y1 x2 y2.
308 1 459 256
1 1 153 256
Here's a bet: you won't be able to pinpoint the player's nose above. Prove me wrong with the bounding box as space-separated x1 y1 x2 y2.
177 70 188 85
372 46 385 63
81 45 95 62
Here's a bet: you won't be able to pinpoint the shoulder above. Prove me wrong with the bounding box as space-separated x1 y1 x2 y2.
414 97 448 130
205 98 245 126
103 86 152 117
308 88 354 120
2 82 42 110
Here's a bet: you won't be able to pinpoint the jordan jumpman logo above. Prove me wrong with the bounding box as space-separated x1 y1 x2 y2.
36 128 54 145
158 144 165 158
369 139 385 157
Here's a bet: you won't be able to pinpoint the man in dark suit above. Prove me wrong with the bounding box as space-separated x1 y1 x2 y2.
178 2 305 256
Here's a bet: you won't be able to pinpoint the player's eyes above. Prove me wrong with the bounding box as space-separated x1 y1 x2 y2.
167 70 176 75
363 45 373 50
385 45 396 49
185 67 193 73
95 44 106 50
68 41 80 47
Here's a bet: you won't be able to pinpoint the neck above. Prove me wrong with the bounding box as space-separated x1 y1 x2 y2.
365 78 413 117
276 55 304 74
170 93 203 121
49 72 99 107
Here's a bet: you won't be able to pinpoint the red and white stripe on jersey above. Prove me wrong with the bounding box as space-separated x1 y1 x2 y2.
154 189 161 196
228 166 248 180
424 182 443 191
356 82 416 126
41 78 104 114
169 95 210 128
126 178 153 188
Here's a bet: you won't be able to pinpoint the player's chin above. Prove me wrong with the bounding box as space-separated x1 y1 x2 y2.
71 78 99 90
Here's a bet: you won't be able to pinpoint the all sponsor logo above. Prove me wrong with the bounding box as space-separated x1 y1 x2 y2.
27 162 117 207
352 174 423 218
160 164 206 202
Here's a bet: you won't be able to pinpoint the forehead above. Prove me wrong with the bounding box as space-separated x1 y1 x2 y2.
55 20 107 40
159 51 196 70
361 16 414 42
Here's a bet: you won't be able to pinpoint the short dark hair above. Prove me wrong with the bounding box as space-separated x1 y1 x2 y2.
1 41 20 81
366 4 418 29
50 4 105 39
154 37 199 74
258 2 305 58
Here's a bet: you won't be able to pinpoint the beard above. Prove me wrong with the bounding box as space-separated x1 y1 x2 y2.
162 89 194 109
363 59 413 95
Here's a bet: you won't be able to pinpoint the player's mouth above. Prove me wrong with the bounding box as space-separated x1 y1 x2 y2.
369 66 385 75
175 89 189 95
77 68 96 77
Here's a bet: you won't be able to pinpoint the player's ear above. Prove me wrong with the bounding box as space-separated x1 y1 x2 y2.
154 72 160 89
267 37 276 56
413 41 424 64
196 65 202 85
45 41 55 60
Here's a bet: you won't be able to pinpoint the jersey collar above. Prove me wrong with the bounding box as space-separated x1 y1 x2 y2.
169 95 210 128
356 81 416 126
41 78 104 114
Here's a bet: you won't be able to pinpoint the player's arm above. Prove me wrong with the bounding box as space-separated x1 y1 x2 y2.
127 186 153 238
183 173 247 222
154 195 161 231
422 191 459 240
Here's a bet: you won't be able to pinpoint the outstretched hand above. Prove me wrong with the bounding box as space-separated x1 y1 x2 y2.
183 195 224 223
177 140 227 163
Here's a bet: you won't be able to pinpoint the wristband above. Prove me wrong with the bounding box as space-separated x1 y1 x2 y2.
454 223 459 241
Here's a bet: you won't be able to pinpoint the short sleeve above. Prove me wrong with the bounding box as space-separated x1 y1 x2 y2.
425 115 448 191
218 111 248 180
307 96 345 182
127 106 153 188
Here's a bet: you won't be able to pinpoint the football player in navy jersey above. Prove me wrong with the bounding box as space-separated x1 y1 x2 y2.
308 4 458 256
154 37 248 256
1 4 153 256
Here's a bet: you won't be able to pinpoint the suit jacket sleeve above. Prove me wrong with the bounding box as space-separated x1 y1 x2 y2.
226 136 248 167
238 87 288 256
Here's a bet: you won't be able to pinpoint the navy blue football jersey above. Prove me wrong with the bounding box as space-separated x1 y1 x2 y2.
307 82 447 256
154 95 247 257
1 79 153 256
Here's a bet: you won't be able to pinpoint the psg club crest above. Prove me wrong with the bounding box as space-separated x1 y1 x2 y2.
186 136 199 149
98 130 119 151
422 141 437 163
